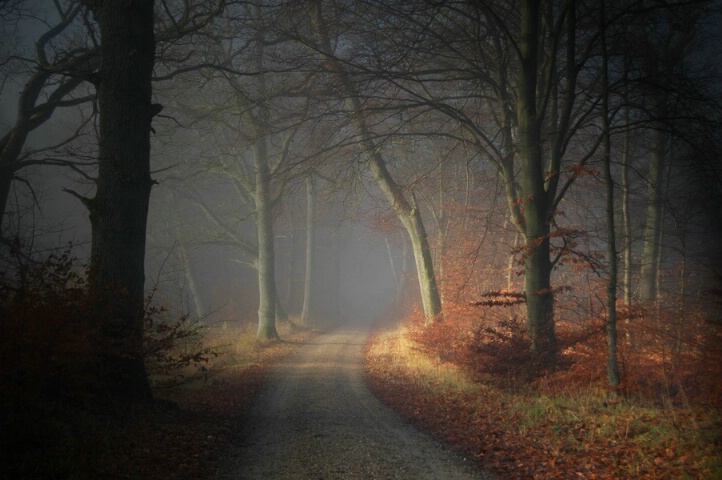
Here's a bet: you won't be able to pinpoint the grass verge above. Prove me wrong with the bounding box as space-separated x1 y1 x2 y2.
365 323 722 480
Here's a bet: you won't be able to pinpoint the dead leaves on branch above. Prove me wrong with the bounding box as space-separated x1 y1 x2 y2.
471 290 526 307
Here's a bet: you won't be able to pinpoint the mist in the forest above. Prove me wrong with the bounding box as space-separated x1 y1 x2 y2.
2 0 721 353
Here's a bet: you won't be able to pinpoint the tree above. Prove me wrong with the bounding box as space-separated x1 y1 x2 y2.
84 0 157 400
512 0 559 353
633 5 704 303
305 0 443 324
600 2 620 387
300 174 316 325
382 0 601 353
0 1 97 240
149 1 319 339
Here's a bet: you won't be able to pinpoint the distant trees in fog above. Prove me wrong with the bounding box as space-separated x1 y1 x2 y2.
1 0 720 396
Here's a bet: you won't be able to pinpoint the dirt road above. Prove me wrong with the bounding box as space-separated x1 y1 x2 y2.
213 326 491 479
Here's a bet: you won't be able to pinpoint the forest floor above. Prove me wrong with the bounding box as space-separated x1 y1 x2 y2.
3 316 719 479
211 325 488 479
364 316 722 480
1 323 318 480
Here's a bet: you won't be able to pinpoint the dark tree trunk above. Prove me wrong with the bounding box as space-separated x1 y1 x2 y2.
87 0 156 401
0 167 12 239
601 5 620 387
517 0 556 354
640 128 666 302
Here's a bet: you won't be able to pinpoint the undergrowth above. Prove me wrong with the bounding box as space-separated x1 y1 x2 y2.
366 303 722 479
0 246 314 479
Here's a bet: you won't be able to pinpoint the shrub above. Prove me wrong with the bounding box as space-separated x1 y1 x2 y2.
0 246 217 402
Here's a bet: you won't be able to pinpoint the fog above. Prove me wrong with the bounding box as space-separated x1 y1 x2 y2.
2 0 721 339
3 3 722 478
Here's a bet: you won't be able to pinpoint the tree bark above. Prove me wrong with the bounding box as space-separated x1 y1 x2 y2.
0 167 12 238
301 175 316 325
639 128 666 302
254 136 279 340
621 110 633 306
601 4 620 387
286 217 303 314
87 0 155 401
369 157 442 324
516 0 556 353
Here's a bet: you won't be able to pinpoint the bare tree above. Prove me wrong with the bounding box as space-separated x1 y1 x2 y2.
0 1 97 240
600 2 620 387
303 0 443 325
83 0 157 400
77 0 226 397
150 1 318 339
371 0 604 353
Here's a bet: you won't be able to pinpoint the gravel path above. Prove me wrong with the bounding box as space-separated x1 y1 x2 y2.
212 326 492 479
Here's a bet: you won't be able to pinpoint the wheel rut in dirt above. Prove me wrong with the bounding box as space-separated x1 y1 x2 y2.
213 325 491 479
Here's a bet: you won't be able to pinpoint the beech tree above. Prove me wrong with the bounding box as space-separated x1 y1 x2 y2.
630 4 707 303
303 0 443 325
83 0 157 400
150 1 319 339
300 174 316 325
369 0 605 354
80 0 225 397
600 2 620 387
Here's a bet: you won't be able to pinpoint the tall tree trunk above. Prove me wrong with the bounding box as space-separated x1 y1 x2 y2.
301 175 316 325
0 169 12 239
286 219 303 314
372 163 441 325
178 237 206 321
507 230 519 291
639 128 666 302
329 224 342 320
601 5 620 387
87 0 155 401
517 0 555 353
621 109 633 306
386 237 399 286
254 137 279 340
398 238 411 306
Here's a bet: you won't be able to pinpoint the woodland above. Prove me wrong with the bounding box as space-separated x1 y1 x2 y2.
0 0 721 478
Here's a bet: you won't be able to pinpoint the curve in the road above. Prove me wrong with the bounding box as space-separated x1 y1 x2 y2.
213 326 492 480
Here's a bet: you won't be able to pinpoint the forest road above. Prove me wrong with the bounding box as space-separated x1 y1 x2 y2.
212 325 492 480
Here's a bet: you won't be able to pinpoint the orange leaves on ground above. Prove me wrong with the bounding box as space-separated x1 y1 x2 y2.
365 308 722 480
